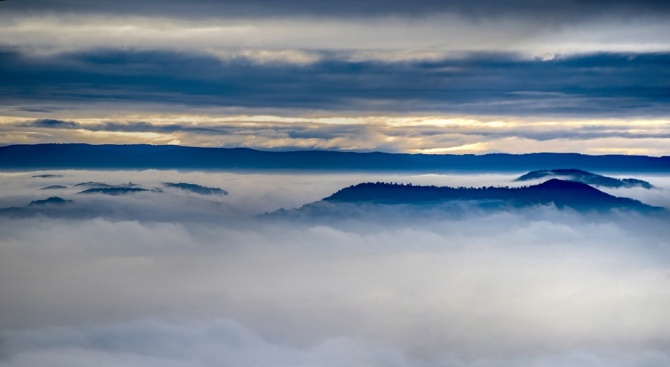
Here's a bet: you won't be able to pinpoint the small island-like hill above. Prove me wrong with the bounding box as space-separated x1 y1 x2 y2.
320 179 659 213
514 169 653 189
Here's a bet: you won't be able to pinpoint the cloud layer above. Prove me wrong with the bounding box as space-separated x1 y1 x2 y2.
1 48 668 116
4 115 670 155
1 170 670 366
1 0 669 153
4 0 670 21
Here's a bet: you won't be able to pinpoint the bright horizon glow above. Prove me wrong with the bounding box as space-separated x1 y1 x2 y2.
1 114 669 155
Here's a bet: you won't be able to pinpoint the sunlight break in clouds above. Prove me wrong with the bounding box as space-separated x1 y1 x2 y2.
2 115 670 155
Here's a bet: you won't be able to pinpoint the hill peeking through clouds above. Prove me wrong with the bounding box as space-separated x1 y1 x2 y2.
515 169 654 188
321 179 659 212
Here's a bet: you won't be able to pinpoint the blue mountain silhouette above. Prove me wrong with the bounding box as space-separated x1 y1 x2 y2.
515 169 652 188
40 185 68 190
77 187 152 195
321 179 659 213
163 182 228 196
28 196 73 206
2 144 669 172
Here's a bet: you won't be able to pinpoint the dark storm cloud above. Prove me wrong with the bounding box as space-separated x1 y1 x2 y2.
29 119 79 129
17 119 370 140
14 106 64 113
19 120 223 135
2 48 669 116
2 0 670 20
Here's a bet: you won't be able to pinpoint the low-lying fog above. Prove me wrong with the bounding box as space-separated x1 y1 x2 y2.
1 170 669 367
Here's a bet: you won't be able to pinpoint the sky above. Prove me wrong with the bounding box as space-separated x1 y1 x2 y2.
3 3 670 365
1 0 669 153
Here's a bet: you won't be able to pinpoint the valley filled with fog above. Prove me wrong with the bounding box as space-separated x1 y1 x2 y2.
1 170 670 367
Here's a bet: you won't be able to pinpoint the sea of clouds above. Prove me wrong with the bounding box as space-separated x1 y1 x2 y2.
1 170 669 367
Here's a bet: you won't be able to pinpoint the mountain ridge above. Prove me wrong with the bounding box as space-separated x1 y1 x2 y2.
515 168 653 188
1 144 669 172
321 179 660 213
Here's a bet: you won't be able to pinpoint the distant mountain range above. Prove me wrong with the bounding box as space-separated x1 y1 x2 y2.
0 196 75 217
2 144 670 172
515 169 653 188
2 179 664 220
28 196 72 206
78 187 153 195
28 179 229 196
40 185 68 190
318 179 661 213
163 182 228 196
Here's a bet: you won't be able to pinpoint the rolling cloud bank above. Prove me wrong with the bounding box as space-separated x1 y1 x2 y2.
1 170 670 366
